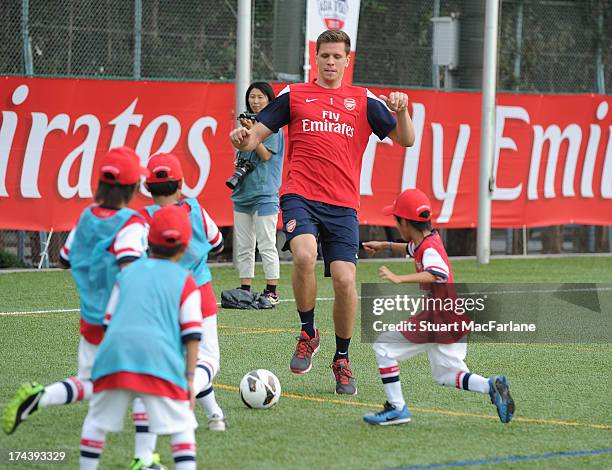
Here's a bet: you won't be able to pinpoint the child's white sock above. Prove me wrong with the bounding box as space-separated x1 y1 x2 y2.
171 430 196 469
378 362 406 409
197 386 224 418
455 372 490 394
40 377 92 407
80 418 106 470
132 398 156 464
194 362 223 418
437 371 490 394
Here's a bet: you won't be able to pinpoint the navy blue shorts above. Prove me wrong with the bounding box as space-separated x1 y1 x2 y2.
280 194 359 277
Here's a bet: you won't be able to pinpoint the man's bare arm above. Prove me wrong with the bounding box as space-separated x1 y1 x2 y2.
229 121 273 152
379 91 415 147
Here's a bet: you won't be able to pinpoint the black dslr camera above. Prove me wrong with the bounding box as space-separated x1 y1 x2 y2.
226 112 259 189
238 112 257 121
226 157 256 190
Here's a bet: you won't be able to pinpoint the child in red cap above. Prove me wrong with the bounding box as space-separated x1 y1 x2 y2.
80 205 201 470
141 152 226 431
3 147 166 468
362 189 515 426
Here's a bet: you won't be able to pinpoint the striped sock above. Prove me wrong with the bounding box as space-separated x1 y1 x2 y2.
455 371 490 394
171 430 196 470
195 362 213 392
132 398 156 465
40 377 92 407
197 386 224 419
194 361 223 418
80 420 105 470
379 364 405 409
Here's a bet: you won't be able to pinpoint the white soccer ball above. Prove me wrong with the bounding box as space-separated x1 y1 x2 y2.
239 369 281 409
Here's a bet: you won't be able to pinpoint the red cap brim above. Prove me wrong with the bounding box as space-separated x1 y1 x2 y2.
382 204 395 216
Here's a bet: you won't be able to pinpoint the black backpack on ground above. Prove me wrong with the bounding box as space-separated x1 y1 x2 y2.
220 288 273 310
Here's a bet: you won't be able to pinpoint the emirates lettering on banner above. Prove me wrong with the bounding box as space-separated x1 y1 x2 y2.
0 77 610 230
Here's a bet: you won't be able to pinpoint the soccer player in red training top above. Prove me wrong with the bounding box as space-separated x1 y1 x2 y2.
230 29 416 395
362 189 514 425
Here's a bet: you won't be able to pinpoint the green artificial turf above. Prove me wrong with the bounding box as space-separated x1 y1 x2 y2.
0 256 610 469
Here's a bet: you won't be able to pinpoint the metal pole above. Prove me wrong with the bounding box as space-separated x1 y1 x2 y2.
303 1 310 83
506 0 524 254
234 0 252 266
134 0 142 79
595 7 605 94
513 0 523 86
477 0 500 264
431 0 440 89
236 0 252 121
594 6 608 252
38 229 54 270
21 0 33 76
444 68 456 89
504 230 513 255
18 0 33 264
22 0 48 267
17 231 24 261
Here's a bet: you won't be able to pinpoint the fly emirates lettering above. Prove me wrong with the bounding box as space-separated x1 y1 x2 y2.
302 110 355 137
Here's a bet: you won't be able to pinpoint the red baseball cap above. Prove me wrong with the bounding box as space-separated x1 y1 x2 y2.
148 205 192 248
382 188 432 221
99 146 149 185
146 153 184 184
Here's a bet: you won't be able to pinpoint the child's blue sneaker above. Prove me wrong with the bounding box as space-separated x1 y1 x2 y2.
488 375 515 423
363 401 411 426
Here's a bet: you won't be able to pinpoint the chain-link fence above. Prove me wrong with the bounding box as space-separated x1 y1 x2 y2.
0 0 610 266
354 0 611 93
4 1 608 89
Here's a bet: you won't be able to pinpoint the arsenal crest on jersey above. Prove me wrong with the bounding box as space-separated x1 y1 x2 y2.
344 98 356 111
317 0 348 30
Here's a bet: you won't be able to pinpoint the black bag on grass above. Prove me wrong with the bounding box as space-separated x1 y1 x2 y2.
220 288 273 309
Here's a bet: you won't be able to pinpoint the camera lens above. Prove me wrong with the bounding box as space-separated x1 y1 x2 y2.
226 160 253 190
226 174 240 189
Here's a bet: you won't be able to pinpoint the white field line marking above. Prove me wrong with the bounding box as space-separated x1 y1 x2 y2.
453 286 612 296
0 308 80 316
0 298 333 315
1 286 609 316
1 251 611 275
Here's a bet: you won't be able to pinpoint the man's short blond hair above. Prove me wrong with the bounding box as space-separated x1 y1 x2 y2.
316 30 351 55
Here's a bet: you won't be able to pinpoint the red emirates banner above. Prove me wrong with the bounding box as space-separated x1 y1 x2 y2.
0 76 610 231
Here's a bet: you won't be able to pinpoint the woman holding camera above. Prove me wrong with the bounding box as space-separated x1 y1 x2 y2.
230 82 285 304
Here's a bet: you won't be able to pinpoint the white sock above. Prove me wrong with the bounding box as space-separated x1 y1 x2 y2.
441 371 490 394
41 377 93 407
383 381 406 409
197 386 223 418
171 430 196 470
194 362 223 418
80 418 105 470
132 398 156 464
377 362 405 409
466 373 491 394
